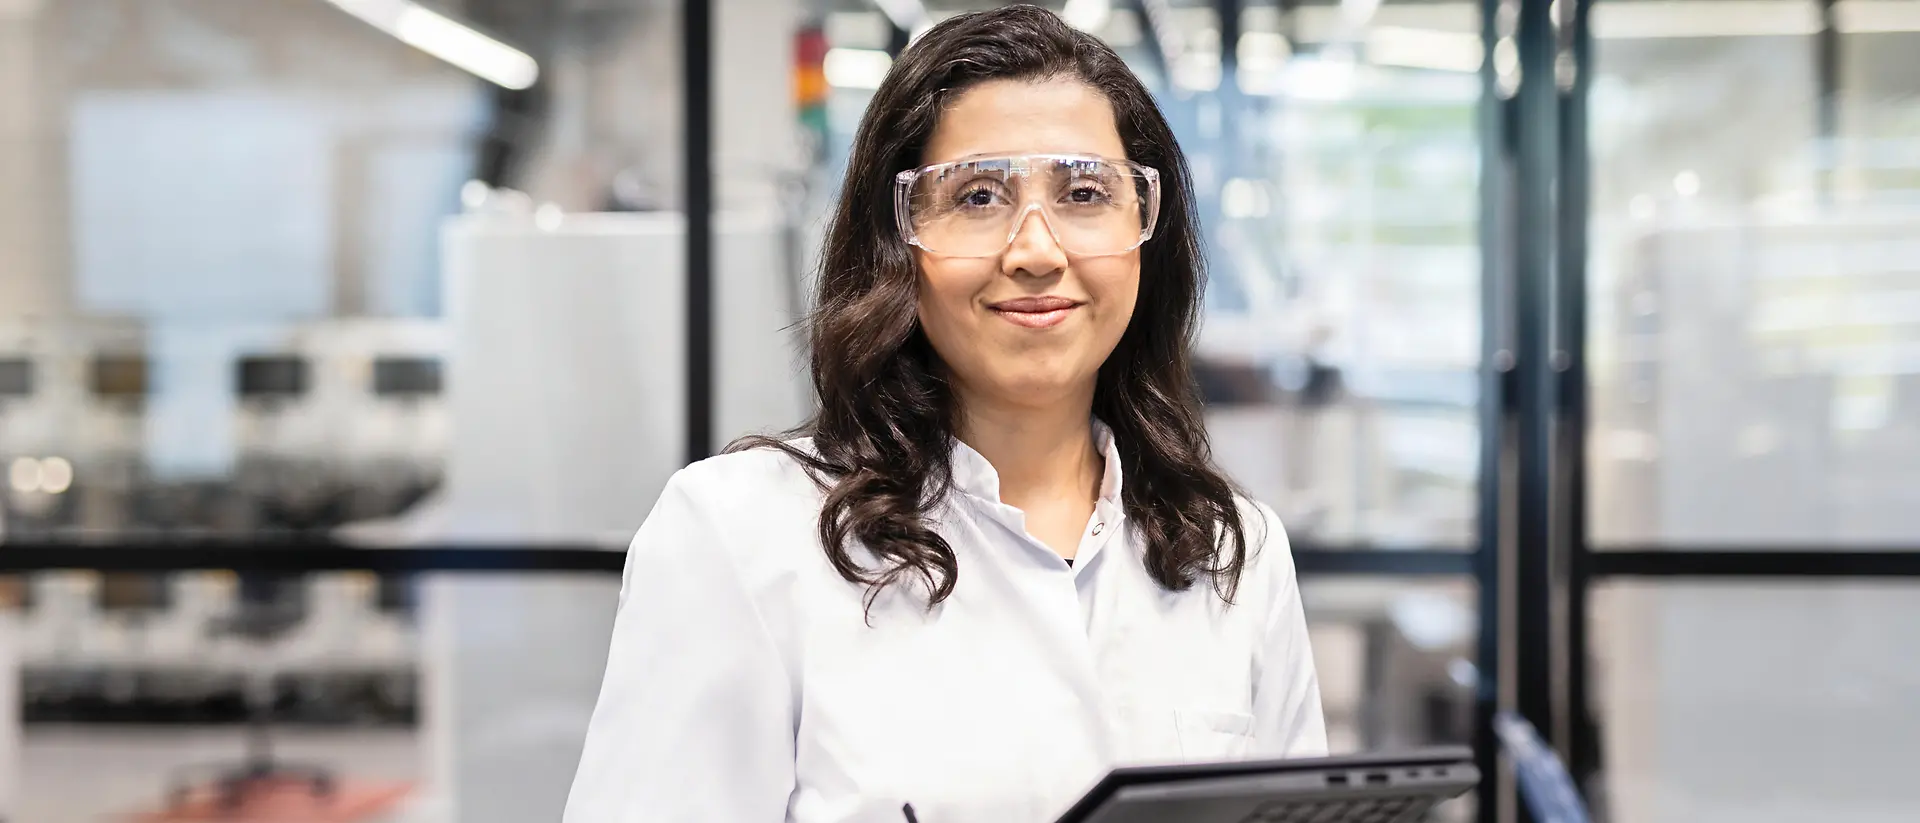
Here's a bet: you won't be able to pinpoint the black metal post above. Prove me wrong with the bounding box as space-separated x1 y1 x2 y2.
1214 0 1244 170
1215 0 1241 95
1817 0 1839 141
1558 0 1599 802
1816 0 1839 198
1512 0 1562 811
684 0 715 464
1473 1 1515 819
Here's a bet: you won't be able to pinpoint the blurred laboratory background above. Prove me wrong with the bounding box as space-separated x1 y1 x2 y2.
0 0 1916 821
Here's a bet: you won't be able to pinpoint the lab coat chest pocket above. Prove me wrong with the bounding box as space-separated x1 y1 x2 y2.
1108 705 1256 763
1174 709 1255 759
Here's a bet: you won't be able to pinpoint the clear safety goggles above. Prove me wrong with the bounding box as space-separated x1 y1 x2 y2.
894 154 1162 258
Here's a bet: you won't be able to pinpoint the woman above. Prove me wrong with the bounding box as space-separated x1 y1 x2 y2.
565 6 1325 822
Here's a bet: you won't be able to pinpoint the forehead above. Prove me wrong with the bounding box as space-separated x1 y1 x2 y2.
921 78 1126 165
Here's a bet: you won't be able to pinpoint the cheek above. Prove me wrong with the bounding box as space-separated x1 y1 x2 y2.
1082 258 1141 336
914 258 990 350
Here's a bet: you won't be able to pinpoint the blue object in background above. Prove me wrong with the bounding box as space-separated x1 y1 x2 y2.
1494 711 1592 823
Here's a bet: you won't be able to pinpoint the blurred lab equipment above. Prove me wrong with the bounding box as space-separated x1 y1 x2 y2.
13 319 450 726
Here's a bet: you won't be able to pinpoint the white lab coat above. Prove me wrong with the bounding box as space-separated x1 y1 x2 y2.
564 423 1326 823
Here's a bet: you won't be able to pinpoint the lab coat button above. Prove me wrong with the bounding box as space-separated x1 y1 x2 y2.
1092 522 1105 535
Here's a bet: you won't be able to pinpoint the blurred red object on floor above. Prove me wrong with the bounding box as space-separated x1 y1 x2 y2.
124 778 413 823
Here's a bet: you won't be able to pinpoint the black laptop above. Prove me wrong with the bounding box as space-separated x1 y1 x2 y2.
1053 747 1477 823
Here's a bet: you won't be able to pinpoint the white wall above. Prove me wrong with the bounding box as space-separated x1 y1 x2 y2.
0 0 65 321
426 209 806 823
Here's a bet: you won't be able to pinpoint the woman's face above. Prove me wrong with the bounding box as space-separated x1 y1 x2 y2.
913 78 1140 415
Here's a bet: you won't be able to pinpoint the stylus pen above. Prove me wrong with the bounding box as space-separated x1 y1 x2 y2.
901 803 920 822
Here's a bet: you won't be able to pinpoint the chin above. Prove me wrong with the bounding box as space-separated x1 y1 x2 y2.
987 371 1087 408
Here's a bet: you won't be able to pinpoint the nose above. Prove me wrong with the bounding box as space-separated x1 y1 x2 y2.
1001 204 1069 279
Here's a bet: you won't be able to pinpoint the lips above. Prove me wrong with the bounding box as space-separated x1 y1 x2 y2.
988 296 1082 329
990 296 1080 313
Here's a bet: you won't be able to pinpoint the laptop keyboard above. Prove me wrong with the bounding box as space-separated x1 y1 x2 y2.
1239 794 1429 823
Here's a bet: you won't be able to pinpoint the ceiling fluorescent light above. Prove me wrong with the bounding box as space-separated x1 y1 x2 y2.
1285 54 1357 101
1592 1 1820 38
1342 0 1385 29
1590 0 1920 37
1062 0 1113 33
1366 26 1483 72
824 48 893 90
1838 0 1920 33
1285 2 1920 43
325 0 539 90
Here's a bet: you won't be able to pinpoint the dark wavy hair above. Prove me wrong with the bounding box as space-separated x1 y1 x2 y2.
730 4 1252 609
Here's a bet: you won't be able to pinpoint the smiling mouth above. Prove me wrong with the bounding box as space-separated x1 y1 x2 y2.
993 306 1076 329
988 297 1082 330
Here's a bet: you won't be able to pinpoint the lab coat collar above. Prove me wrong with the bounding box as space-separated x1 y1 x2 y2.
948 418 1125 509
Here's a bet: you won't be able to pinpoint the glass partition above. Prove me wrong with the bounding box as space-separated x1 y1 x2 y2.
0 0 726 548
4 568 1476 821
1587 0 1920 548
1592 581 1920 822
9 570 619 823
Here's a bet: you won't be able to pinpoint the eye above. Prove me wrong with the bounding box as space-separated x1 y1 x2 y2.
952 181 1008 209
1064 181 1112 205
